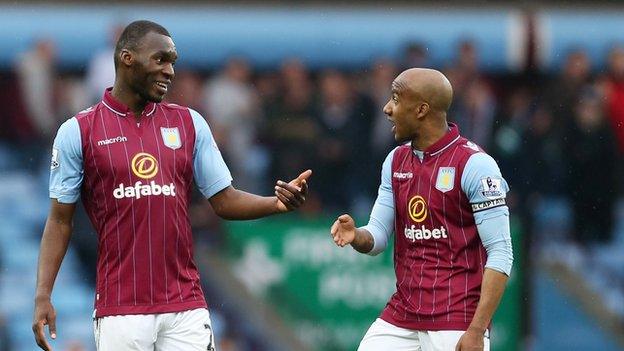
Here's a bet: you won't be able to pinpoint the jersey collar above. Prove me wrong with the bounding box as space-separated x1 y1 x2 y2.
423 122 461 157
102 88 157 117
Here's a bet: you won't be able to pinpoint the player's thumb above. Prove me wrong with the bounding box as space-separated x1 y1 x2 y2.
338 214 351 224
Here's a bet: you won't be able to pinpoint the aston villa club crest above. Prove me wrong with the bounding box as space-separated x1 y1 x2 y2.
161 127 182 150
435 167 455 192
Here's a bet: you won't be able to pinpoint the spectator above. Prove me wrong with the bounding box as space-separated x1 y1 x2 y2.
400 41 429 70
368 58 398 168
545 49 592 126
266 59 318 202
603 45 624 195
491 86 534 188
520 105 571 241
15 38 57 142
85 24 124 103
203 57 267 193
314 69 375 214
447 40 497 147
566 87 618 244
167 69 204 112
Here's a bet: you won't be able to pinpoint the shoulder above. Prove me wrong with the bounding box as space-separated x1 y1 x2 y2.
389 143 410 161
451 137 497 169
73 104 99 123
156 102 197 122
56 117 79 136
160 102 191 112
454 137 485 157
54 117 82 150
464 151 501 175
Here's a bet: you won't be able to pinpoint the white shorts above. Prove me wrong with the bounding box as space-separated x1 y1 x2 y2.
93 308 215 351
358 318 490 351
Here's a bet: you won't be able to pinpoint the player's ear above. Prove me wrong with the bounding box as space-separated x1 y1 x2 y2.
415 102 430 119
119 49 134 67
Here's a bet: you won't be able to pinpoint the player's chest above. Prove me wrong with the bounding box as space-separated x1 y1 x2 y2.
392 158 463 214
86 118 193 178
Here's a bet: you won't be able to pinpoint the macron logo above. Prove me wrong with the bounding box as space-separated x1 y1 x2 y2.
393 172 413 179
97 136 128 146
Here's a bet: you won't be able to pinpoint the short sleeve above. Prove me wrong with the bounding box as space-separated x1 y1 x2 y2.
49 117 83 203
190 109 233 198
461 153 510 221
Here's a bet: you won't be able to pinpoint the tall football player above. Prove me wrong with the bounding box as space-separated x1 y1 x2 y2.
33 20 311 351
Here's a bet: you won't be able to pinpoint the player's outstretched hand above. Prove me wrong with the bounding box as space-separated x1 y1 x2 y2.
275 169 312 212
330 214 356 247
32 297 57 351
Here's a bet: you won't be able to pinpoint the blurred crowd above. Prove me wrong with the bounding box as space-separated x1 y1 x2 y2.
2 32 624 350
4 36 624 246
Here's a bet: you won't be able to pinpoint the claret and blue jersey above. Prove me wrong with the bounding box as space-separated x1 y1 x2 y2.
49 89 232 317
362 123 513 331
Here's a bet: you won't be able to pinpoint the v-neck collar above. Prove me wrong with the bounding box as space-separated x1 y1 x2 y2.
101 88 157 118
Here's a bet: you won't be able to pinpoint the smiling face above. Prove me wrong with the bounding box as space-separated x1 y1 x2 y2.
127 31 177 103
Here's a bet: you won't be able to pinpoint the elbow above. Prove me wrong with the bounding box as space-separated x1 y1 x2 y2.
365 241 386 256
366 248 382 256
209 186 236 219
212 205 234 220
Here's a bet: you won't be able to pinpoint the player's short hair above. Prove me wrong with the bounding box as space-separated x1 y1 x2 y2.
114 20 171 70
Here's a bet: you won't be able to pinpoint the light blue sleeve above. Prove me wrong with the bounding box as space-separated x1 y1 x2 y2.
361 147 397 256
461 152 513 276
49 117 83 203
190 109 233 198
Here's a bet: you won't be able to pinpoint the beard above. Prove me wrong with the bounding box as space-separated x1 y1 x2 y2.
130 67 166 103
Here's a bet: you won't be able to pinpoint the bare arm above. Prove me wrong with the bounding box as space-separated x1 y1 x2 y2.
209 186 283 220
209 170 311 220
351 228 374 253
468 268 508 332
33 199 76 350
456 268 509 351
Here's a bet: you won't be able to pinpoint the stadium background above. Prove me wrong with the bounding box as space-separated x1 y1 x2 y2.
0 2 623 350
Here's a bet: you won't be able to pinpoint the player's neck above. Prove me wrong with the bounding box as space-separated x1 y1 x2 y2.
411 119 448 151
110 83 149 117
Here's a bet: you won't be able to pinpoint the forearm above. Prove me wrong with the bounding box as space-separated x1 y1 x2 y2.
467 268 509 333
211 188 279 220
35 219 73 299
351 228 374 253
